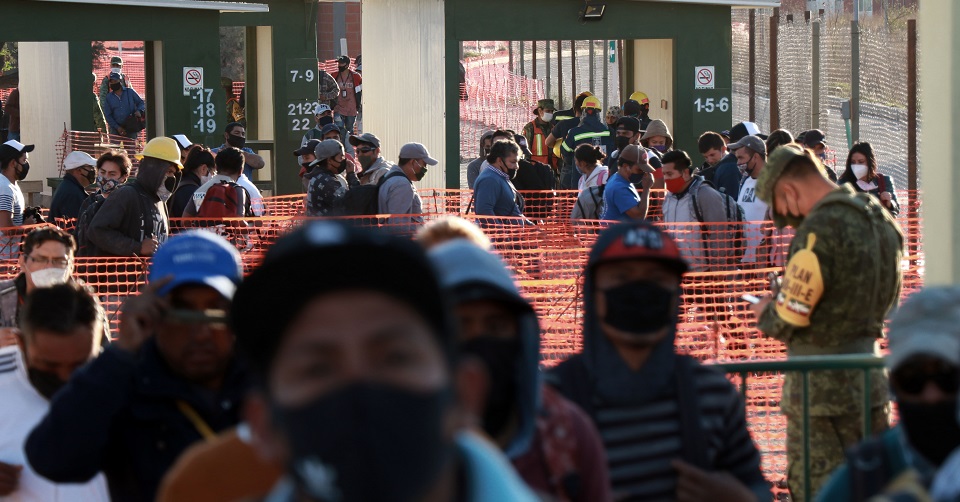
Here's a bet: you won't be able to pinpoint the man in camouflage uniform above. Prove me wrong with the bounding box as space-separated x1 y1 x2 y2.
522 99 557 171
750 144 903 502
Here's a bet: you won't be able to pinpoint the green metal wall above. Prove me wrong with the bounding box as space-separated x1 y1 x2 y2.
444 0 734 188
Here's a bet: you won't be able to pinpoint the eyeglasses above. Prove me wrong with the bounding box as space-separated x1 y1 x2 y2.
357 147 376 153
28 255 71 267
893 364 960 395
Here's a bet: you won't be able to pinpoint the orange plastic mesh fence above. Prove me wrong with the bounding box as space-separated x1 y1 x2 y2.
55 129 142 178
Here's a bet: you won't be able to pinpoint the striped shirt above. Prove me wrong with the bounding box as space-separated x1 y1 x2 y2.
0 174 24 226
593 364 765 500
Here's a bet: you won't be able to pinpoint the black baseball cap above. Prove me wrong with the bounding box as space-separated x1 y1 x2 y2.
293 139 321 157
0 140 35 164
615 116 641 133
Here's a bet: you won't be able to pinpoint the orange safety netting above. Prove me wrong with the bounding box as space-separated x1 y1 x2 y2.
55 129 143 177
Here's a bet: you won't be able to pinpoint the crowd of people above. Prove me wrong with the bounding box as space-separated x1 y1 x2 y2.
0 75 949 502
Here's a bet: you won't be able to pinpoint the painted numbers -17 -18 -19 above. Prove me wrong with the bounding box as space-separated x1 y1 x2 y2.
191 88 217 134
694 97 729 113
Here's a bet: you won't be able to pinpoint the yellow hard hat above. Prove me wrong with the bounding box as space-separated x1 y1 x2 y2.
629 91 650 105
581 96 603 110
136 137 183 168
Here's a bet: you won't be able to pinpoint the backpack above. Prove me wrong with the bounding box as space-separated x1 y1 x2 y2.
198 181 249 218
691 178 745 260
573 184 606 220
341 171 407 216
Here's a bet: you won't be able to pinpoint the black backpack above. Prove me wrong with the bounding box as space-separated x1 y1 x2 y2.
75 194 107 257
341 171 408 216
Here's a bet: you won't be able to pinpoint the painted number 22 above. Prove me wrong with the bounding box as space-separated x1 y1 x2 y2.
694 97 729 113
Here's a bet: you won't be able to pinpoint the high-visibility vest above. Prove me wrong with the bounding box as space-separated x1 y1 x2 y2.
528 120 556 168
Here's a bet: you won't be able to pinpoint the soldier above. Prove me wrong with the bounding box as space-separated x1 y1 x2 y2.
521 99 556 171
749 144 903 502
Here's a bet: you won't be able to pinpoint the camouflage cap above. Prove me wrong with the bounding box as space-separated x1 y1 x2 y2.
756 144 826 228
536 99 555 111
110 56 123 66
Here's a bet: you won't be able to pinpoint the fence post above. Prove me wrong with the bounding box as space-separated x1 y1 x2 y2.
851 18 861 141
508 41 514 74
519 41 526 77
770 12 780 131
749 9 756 122
589 40 596 100
545 41 550 100
603 40 610 112
533 41 538 80
571 40 577 97
812 19 821 129
557 40 564 108
907 19 918 261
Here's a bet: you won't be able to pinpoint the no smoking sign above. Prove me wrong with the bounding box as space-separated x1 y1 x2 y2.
183 67 204 96
695 66 715 89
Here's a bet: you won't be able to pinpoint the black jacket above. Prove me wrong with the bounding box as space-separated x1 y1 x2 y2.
25 340 250 502
169 171 201 218
87 158 170 256
49 172 89 221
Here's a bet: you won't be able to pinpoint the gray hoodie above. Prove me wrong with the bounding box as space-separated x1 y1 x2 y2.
87 158 172 256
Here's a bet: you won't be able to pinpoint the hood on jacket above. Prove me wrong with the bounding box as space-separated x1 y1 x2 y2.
581 221 687 405
428 239 540 459
136 156 176 197
478 129 496 159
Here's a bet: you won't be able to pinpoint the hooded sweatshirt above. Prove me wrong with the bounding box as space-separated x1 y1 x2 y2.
467 130 496 189
87 158 171 256
547 224 769 501
429 241 612 502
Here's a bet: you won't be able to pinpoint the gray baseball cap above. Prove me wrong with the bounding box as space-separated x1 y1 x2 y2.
349 133 381 148
398 142 438 165
312 139 344 163
727 135 766 156
887 287 960 371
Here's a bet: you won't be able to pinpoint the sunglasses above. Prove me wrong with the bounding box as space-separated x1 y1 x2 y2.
357 147 376 153
892 364 960 395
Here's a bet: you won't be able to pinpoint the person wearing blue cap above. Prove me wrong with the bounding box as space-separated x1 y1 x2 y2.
26 231 250 502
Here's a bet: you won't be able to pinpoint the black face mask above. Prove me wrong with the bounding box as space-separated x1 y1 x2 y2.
110 82 122 92
898 399 960 466
81 168 97 184
461 337 519 439
28 368 67 400
226 135 246 149
330 158 346 175
602 280 677 339
16 161 30 181
615 136 631 152
338 65 349 72
273 382 451 502
164 175 178 193
628 172 644 184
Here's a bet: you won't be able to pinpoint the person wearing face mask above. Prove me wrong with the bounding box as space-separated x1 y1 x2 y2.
49 151 98 221
468 129 498 189
377 143 436 225
815 287 960 501
660 149 732 271
522 99 558 171
728 136 770 265
87 137 181 257
600 145 654 221
304 139 359 216
839 141 899 216
102 69 145 139
349 132 394 185
75 150 132 257
473 139 529 221
294 139 322 192
212 122 265 180
0 283 110 501
574 144 608 191
561 96 614 190
549 222 770 501
231 221 538 502
317 123 362 189
330 55 362 155
0 140 33 232
26 231 249 502
639 119 674 159
168 146 215 219
750 144 904 502
429 239 612 502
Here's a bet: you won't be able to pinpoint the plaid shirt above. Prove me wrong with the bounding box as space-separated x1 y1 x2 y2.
317 70 340 102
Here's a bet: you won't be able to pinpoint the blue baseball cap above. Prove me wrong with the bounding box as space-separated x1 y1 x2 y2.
149 231 243 299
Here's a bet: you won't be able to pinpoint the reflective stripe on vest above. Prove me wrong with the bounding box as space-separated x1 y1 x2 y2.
573 130 611 142
554 114 573 122
534 133 544 156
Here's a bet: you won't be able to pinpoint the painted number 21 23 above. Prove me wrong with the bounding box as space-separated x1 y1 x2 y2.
694 97 730 113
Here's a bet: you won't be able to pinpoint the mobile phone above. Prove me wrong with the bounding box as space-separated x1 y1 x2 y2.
741 294 761 304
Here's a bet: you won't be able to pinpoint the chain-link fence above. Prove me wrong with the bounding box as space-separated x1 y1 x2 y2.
732 6 920 191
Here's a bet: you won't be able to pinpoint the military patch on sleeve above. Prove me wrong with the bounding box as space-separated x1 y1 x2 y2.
775 233 825 327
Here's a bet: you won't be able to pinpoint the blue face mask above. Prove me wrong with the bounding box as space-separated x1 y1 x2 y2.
653 144 668 152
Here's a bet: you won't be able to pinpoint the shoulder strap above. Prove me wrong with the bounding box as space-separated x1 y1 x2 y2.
132 184 155 242
676 356 709 469
691 182 705 223
846 436 891 501
377 170 407 187
176 400 217 441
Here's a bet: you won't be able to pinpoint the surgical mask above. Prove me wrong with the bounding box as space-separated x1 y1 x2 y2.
653 144 668 152
664 176 687 194
16 161 30 181
541 112 554 122
28 368 67 400
273 382 451 502
602 280 676 338
615 136 630 152
226 135 246 149
199 174 214 185
97 176 120 195
110 82 122 92
898 400 960 466
30 267 70 288
851 163 869 179
461 337 519 439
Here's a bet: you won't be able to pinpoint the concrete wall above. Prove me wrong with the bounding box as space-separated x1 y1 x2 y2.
318 1 362 61
363 0 446 189
19 42 72 189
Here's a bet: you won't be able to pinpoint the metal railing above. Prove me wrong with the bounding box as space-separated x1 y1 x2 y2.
715 354 887 502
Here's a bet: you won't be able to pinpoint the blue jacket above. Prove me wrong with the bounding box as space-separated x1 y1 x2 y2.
102 87 145 133
25 340 250 502
474 165 523 218
562 114 615 167
48 172 88 221
702 152 742 199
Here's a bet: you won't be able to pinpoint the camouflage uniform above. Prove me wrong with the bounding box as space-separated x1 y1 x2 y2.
317 70 341 109
305 169 359 216
755 146 904 502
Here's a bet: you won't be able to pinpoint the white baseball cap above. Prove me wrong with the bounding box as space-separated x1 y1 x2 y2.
63 151 97 171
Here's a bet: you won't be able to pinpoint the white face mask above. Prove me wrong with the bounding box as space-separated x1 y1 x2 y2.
157 185 173 202
851 163 869 180
542 112 554 122
31 267 70 288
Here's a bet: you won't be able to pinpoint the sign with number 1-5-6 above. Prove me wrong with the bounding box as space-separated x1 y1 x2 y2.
190 88 218 135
